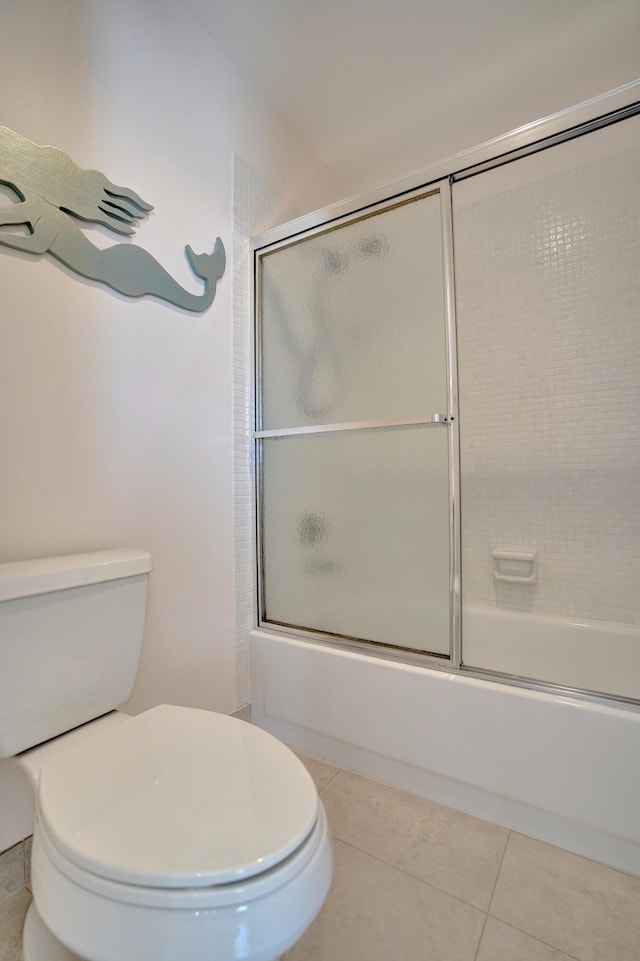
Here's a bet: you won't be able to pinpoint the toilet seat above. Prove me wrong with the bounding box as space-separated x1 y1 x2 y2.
28 705 333 961
34 798 328 909
36 705 319 889
30 800 332 961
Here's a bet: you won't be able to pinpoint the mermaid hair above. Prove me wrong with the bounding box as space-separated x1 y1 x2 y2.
0 126 153 236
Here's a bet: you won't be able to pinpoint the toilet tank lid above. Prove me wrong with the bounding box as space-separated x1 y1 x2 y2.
0 549 152 602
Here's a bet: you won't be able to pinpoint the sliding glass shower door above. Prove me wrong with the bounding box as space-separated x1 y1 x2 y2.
252 100 640 703
255 187 455 657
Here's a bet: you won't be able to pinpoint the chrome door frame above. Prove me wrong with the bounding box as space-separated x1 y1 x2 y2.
249 80 640 697
253 183 459 662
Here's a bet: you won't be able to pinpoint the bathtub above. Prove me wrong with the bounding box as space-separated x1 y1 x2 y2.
250 611 640 877
463 605 640 702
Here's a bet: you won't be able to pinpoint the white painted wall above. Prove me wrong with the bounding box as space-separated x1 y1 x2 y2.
0 0 339 852
181 0 640 197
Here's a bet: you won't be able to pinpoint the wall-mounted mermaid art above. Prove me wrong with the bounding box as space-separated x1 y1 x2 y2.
0 126 225 312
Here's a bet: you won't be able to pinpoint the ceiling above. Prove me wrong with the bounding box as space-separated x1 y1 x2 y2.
181 0 640 194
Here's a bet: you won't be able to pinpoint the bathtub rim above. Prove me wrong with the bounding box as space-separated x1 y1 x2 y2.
253 615 640 714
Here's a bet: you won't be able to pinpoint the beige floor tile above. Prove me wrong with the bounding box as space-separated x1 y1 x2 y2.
0 888 30 961
0 846 24 904
294 753 341 792
477 917 578 961
320 769 508 910
283 838 484 961
490 833 640 961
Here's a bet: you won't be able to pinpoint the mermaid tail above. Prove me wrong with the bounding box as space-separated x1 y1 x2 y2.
1 194 227 312
186 237 226 285
50 232 227 312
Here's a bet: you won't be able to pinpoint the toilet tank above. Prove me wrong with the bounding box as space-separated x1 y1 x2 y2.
0 549 152 758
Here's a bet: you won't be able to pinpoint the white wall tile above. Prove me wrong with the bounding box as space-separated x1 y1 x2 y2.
232 156 300 707
455 119 640 628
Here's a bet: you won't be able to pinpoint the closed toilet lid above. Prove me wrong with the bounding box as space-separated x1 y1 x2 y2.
36 705 319 888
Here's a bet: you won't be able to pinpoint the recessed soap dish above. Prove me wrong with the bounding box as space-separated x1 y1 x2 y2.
492 548 537 585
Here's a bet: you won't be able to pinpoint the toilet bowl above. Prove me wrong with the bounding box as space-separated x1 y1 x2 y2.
18 705 332 961
0 551 332 961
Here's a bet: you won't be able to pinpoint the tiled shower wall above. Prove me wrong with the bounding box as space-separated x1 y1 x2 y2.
454 121 640 625
232 156 300 707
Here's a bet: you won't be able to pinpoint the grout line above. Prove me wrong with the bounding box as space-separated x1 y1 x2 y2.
294 751 343 794
333 837 487 916
508 828 640 878
483 836 583 959
317 767 342 794
472 831 510 961
486 828 511 916
316 766 511 915
492 918 583 961
318 768 342 794
471 911 490 961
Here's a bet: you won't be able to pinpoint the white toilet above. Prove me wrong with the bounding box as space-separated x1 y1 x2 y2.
0 549 332 961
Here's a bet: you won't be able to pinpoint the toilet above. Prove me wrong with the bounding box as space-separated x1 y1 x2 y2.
0 549 332 961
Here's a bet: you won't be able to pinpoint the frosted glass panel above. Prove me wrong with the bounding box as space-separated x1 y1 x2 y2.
261 426 450 654
260 192 446 429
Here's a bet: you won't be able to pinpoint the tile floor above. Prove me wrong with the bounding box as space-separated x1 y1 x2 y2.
286 755 640 961
2 752 639 961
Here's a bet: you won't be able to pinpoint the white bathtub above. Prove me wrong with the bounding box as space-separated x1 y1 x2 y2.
463 605 640 702
250 613 640 878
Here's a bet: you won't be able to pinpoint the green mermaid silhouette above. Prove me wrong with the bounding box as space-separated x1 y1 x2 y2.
0 126 225 312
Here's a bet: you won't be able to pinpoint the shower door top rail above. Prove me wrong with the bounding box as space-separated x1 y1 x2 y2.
251 80 640 254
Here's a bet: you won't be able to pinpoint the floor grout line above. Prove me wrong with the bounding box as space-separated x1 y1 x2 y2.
472 830 512 961
486 827 511 915
471 910 490 961
317 767 342 793
493 918 584 961
333 836 489 916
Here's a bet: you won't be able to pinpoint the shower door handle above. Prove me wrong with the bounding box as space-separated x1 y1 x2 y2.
254 415 454 438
